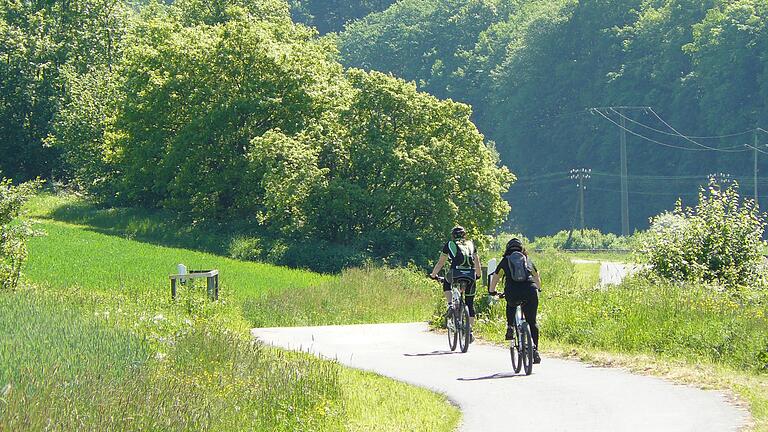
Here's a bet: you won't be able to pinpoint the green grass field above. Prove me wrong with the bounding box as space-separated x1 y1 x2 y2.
1 193 459 431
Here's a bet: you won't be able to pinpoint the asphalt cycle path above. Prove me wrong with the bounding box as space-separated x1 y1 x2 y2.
252 323 748 432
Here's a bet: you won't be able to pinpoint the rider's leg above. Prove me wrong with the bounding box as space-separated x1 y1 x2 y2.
521 286 540 348
443 281 452 305
465 294 475 325
504 296 517 340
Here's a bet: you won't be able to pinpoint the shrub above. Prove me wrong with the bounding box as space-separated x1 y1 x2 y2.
531 229 634 251
637 180 767 290
0 178 42 290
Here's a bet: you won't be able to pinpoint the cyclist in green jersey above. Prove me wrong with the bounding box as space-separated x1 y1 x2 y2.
430 226 482 340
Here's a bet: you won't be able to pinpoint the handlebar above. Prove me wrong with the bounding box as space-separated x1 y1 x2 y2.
428 273 481 282
428 274 446 283
488 291 505 299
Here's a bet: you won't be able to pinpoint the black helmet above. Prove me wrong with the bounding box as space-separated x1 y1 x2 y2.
505 238 523 255
451 226 466 240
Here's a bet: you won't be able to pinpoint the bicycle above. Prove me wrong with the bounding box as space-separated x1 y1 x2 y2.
489 292 534 375
430 271 476 353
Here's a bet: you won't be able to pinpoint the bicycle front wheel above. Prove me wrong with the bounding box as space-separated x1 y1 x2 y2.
458 305 471 353
521 324 534 375
510 326 522 373
447 308 458 351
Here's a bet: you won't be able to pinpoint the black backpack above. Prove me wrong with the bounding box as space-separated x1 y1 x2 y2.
507 251 531 282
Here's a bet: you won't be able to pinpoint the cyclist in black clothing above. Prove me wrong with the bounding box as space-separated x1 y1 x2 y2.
488 237 542 364
430 226 482 341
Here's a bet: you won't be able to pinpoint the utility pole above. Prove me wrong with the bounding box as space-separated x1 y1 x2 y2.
755 129 759 207
570 168 591 234
620 115 629 236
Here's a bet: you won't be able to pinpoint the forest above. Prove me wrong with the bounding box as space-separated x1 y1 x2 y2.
335 0 768 235
3 0 768 241
0 0 511 268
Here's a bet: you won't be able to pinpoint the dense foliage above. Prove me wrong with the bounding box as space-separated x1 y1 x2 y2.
12 0 512 269
531 229 636 251
0 177 40 290
338 0 768 235
638 180 767 289
0 0 133 181
289 0 395 33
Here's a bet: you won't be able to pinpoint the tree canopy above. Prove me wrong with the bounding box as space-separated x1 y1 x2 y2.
15 0 512 269
338 0 768 235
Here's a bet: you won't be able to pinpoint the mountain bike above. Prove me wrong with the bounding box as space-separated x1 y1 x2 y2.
490 292 534 375
430 271 475 353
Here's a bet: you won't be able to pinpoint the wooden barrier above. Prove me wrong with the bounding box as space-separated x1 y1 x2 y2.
170 269 219 300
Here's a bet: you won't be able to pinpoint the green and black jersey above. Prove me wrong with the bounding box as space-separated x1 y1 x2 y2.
442 240 477 270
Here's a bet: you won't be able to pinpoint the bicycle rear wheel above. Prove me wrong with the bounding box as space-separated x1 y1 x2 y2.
510 326 522 373
458 305 471 353
447 308 458 351
521 324 534 375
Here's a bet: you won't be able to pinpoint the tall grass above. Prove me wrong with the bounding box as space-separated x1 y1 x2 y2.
246 266 441 327
0 289 345 431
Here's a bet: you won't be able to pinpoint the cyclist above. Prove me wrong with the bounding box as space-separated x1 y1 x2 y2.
430 225 482 342
488 237 542 364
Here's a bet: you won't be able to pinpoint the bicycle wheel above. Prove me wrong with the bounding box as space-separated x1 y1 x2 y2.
510 326 522 373
521 324 534 375
458 305 471 353
447 307 458 351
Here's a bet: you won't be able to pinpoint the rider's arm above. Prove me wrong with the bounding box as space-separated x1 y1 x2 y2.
473 253 482 278
430 253 448 278
532 269 542 290
488 271 500 294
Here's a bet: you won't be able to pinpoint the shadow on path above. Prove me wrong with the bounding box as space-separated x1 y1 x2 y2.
457 372 522 381
403 350 461 357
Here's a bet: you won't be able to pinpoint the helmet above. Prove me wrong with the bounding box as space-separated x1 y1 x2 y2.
451 226 466 240
505 238 523 254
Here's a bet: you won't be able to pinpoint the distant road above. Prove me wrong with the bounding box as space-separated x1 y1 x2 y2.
253 323 748 432
571 259 644 287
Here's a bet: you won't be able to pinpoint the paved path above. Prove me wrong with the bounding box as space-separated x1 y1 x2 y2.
252 323 748 432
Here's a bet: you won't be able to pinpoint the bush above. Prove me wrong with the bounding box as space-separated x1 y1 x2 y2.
638 180 767 290
0 178 42 290
531 229 634 251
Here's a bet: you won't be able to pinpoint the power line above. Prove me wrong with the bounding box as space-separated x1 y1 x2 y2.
608 107 760 140
745 143 768 156
588 186 700 197
645 107 751 153
591 109 722 151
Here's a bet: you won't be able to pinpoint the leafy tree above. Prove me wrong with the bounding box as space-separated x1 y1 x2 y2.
113 11 346 217
172 0 291 25
685 0 768 131
308 69 513 260
0 0 133 181
339 0 498 99
289 0 394 34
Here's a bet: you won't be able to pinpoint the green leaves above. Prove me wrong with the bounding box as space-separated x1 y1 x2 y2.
640 179 767 290
0 177 42 290
43 2 513 267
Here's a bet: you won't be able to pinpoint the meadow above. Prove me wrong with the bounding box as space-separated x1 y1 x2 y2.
1 193 460 431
